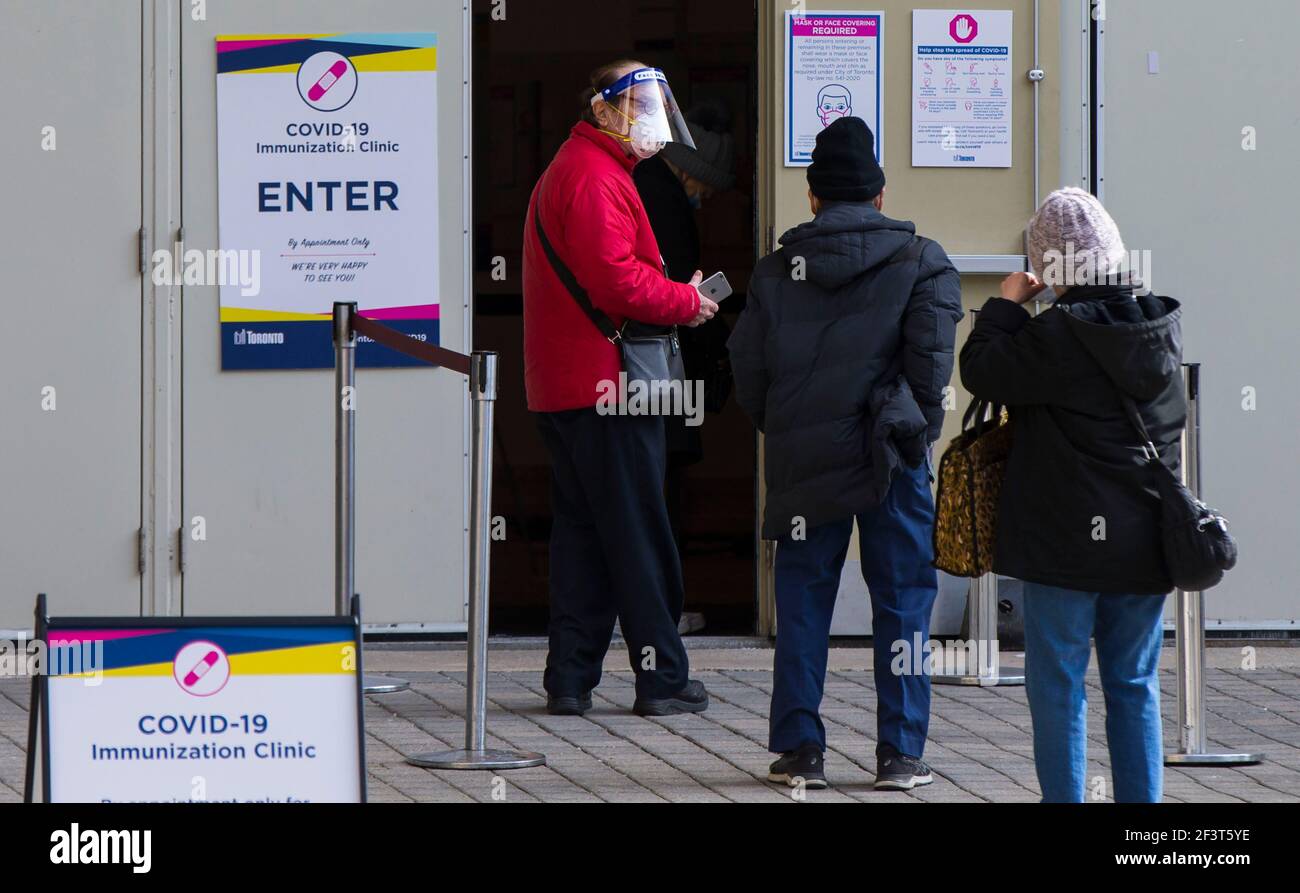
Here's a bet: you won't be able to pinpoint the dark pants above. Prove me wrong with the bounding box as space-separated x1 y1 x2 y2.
769 463 939 757
537 408 690 700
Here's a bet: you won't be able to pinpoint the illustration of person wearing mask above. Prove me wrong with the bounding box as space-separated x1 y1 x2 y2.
817 84 853 128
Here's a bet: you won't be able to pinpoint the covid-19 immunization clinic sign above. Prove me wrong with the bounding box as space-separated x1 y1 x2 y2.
216 33 439 370
25 597 367 803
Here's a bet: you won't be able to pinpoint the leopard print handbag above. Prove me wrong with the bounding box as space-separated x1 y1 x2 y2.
933 401 1013 577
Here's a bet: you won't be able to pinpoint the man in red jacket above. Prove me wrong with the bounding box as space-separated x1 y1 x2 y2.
522 60 719 717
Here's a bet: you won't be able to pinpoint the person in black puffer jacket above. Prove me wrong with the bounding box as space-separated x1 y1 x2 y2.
728 117 962 791
961 186 1186 804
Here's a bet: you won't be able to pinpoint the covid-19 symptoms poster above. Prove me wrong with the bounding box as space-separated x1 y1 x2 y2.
912 10 1013 168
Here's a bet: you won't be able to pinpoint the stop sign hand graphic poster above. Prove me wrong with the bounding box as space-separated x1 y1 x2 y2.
215 33 440 370
911 10 1014 167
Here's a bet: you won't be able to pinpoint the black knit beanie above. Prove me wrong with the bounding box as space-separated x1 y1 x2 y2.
807 117 885 202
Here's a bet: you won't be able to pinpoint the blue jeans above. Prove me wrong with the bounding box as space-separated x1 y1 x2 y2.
1023 583 1166 802
769 463 938 757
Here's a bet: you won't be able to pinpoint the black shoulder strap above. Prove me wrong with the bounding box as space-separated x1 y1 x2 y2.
891 235 926 268
1116 390 1164 462
533 182 621 344
962 398 1006 435
1115 387 1188 487
1060 309 1167 466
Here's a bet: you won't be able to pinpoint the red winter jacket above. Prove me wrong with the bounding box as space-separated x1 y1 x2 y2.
522 121 701 412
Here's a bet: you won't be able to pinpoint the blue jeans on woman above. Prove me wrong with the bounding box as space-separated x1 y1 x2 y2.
1023 583 1166 802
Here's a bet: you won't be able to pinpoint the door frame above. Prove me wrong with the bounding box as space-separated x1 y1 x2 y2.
141 0 183 617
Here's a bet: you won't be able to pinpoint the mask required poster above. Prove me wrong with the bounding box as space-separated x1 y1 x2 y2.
216 33 440 370
911 10 1014 168
785 11 884 167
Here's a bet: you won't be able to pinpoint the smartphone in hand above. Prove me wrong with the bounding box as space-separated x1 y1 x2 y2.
699 272 733 303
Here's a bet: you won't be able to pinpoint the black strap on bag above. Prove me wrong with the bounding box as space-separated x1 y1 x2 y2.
532 180 685 393
533 200 622 345
962 399 1006 436
1060 309 1242 592
1112 388 1237 590
1063 310 1239 591
1055 310 1237 590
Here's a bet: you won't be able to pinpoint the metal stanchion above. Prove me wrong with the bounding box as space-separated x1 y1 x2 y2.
931 307 1023 687
407 352 544 770
333 303 409 696
1165 364 1261 766
933 572 1025 686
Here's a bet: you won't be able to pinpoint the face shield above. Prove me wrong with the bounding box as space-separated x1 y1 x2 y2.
592 68 695 160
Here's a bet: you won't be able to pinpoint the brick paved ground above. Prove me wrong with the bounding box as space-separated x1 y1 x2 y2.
1 641 1297 803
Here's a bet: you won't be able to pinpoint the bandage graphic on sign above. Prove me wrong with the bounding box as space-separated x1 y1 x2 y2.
309 60 349 102
182 650 221 688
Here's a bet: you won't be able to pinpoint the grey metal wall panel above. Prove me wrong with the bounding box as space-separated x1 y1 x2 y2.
0 1 144 626
1103 0 1299 624
179 1 469 626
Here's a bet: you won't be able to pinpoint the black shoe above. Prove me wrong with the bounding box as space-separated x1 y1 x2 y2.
546 692 592 716
632 680 709 716
874 743 934 791
768 745 828 789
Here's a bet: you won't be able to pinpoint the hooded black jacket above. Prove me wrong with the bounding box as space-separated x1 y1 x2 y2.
960 284 1186 594
727 203 962 539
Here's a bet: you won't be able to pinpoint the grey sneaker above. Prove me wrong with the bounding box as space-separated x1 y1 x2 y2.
768 744 829 789
874 743 934 791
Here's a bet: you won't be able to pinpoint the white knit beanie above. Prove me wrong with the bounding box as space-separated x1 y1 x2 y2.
1026 187 1126 287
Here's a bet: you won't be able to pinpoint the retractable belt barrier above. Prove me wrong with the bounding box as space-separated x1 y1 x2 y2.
350 314 472 377
332 302 544 771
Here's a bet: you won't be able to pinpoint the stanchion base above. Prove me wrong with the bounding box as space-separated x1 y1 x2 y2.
932 672 1025 686
1165 751 1263 767
363 674 410 695
406 749 546 771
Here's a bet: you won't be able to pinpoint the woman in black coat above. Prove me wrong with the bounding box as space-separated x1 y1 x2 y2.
633 102 736 619
960 187 1184 803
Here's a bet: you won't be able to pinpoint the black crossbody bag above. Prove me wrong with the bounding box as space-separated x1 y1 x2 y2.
1062 310 1238 591
1112 389 1238 591
533 199 685 395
